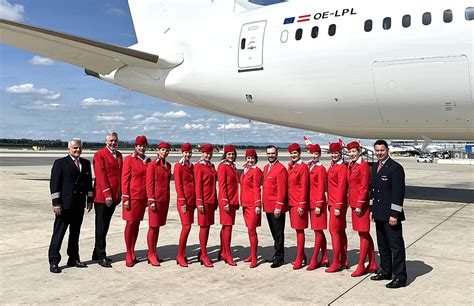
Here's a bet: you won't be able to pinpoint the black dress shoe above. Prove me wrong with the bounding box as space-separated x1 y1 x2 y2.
67 260 88 268
50 264 61 273
386 278 407 289
93 253 112 262
98 258 112 268
370 273 392 281
270 261 283 268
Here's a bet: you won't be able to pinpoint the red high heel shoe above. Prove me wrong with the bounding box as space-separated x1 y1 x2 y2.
223 255 237 266
250 260 258 269
351 265 367 277
318 257 330 268
366 263 379 273
325 263 342 273
147 257 160 266
176 256 188 268
200 256 213 268
243 255 252 263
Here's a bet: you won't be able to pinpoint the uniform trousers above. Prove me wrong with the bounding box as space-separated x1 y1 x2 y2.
93 202 118 259
48 207 85 265
266 212 285 263
375 220 407 281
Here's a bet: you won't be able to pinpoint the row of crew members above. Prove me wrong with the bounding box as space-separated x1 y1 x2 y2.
121 135 378 275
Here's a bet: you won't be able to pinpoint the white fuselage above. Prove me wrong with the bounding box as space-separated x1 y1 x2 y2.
106 0 474 140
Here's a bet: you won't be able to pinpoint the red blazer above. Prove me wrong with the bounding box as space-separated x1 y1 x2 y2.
308 160 327 209
121 152 150 202
174 161 195 207
194 160 217 205
240 165 262 207
93 147 123 203
327 160 348 209
262 161 288 213
347 158 370 209
287 160 309 209
217 161 239 206
146 158 171 205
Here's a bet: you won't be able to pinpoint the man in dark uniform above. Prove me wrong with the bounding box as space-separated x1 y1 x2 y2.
370 139 407 288
49 138 93 273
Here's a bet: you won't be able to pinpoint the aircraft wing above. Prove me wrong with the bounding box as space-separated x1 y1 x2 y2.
0 19 182 75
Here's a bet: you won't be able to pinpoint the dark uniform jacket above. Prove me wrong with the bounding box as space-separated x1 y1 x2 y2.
50 156 93 209
370 157 405 222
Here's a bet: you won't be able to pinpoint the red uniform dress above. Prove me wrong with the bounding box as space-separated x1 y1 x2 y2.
262 161 288 213
308 160 327 230
93 147 123 203
347 157 371 231
122 152 150 221
146 158 171 227
240 165 263 228
194 160 217 226
327 160 348 230
287 159 309 229
217 161 239 225
174 160 196 225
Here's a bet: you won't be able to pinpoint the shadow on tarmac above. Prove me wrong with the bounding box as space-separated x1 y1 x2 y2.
406 186 474 203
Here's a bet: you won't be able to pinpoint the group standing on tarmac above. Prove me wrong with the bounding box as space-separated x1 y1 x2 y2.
48 133 407 289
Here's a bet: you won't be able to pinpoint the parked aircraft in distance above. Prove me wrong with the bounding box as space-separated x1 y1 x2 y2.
1 0 473 146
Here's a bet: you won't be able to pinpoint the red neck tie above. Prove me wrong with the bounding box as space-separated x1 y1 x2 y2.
377 161 383 173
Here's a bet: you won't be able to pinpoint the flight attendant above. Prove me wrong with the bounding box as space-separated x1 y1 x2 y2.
217 144 240 266
240 149 263 268
194 144 218 267
287 143 309 270
306 144 330 271
174 143 196 267
325 142 348 273
346 141 378 276
145 142 172 266
122 135 150 267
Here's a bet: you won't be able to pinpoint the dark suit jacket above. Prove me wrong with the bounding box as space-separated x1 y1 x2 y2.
370 157 405 221
50 155 93 209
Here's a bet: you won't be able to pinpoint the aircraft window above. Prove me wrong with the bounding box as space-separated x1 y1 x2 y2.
364 19 373 32
443 9 453 23
402 15 411 27
311 26 319 38
295 28 303 40
280 30 288 43
240 38 246 50
422 12 432 25
383 17 392 30
466 7 474 20
328 24 336 36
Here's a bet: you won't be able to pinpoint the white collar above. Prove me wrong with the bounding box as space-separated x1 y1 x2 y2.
308 160 321 166
333 159 343 165
69 155 79 162
354 156 362 164
179 157 192 166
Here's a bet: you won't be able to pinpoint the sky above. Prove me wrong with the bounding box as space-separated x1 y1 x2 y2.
0 0 339 144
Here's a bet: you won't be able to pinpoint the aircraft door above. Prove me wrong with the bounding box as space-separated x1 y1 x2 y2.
238 20 266 72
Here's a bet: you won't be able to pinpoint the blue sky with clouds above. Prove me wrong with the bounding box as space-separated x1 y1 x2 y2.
0 0 339 144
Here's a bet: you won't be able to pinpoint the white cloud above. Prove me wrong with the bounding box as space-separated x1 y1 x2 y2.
96 114 126 123
107 7 126 16
6 83 60 99
132 114 144 120
218 123 252 130
184 123 208 130
0 0 24 21
152 110 189 119
81 97 124 106
20 101 63 111
29 56 54 66
143 117 162 124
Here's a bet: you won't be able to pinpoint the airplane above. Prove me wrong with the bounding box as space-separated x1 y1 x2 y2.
303 135 344 152
1 0 473 147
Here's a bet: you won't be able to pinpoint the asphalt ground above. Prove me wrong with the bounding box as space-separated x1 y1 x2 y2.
0 150 472 304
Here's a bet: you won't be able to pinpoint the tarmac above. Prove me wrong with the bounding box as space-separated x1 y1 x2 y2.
0 149 473 305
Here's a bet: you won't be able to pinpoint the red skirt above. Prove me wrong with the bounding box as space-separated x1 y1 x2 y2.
178 205 195 226
289 206 308 230
122 199 147 222
351 206 370 232
309 207 327 230
219 205 237 225
328 205 347 231
197 203 216 226
148 201 169 227
243 206 261 228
